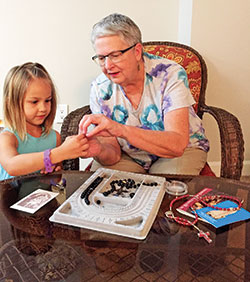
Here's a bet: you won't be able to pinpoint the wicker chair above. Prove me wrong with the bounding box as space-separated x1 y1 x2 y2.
60 41 244 180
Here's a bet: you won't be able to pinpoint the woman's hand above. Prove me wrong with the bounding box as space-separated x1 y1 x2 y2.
79 114 123 138
78 114 122 165
84 136 102 158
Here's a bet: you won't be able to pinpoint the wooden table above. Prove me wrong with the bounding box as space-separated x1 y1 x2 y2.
0 171 249 281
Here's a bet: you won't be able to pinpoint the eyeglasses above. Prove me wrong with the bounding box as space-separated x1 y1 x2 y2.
92 43 137 66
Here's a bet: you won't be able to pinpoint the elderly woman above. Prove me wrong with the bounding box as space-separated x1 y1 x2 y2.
79 13 209 175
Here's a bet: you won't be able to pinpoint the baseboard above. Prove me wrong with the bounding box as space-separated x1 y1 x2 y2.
208 160 250 177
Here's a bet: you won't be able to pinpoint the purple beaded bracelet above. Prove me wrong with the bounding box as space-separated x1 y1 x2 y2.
44 149 54 173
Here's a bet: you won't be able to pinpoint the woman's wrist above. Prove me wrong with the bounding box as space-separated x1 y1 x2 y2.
120 124 130 140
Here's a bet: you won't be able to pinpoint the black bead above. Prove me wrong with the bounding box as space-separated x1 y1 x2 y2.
85 197 90 205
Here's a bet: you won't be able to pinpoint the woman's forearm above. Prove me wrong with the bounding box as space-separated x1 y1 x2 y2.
121 125 188 158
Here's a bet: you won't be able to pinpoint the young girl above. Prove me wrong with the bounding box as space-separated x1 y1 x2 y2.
0 62 89 180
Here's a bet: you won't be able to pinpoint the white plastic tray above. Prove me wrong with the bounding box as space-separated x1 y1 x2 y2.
50 168 166 240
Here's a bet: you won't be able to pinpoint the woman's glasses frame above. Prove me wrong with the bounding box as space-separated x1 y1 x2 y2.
92 43 137 66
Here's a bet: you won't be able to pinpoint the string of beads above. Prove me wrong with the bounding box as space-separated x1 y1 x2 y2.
102 178 158 198
168 194 243 227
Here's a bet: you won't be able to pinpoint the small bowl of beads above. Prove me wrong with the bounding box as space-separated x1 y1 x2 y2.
165 180 188 196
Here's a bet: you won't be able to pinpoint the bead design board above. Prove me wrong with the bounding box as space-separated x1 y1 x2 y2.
50 168 166 240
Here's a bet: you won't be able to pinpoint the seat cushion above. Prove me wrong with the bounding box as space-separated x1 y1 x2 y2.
199 163 216 176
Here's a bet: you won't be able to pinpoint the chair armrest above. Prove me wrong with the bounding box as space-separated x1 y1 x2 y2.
200 104 244 180
60 105 91 170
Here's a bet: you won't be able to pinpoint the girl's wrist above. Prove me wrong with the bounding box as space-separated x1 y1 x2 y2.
43 149 54 172
44 147 63 172
49 147 63 164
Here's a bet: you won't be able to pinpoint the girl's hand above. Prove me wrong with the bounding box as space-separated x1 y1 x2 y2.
54 165 62 171
40 164 61 174
59 134 89 159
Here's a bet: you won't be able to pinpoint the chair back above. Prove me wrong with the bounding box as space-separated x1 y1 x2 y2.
143 41 207 119
61 105 91 170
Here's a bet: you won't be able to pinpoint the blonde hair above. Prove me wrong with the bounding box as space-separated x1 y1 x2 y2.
3 62 57 140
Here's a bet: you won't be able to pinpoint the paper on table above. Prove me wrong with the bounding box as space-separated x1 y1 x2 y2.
10 189 59 214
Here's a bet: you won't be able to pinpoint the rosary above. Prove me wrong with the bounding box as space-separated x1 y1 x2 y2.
165 193 243 244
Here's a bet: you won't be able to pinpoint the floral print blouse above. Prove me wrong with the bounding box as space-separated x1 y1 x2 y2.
89 52 209 170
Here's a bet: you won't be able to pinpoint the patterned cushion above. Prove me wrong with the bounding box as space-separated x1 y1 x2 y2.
143 45 202 113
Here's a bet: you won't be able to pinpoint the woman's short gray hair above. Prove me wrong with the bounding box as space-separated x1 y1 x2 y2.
91 13 142 46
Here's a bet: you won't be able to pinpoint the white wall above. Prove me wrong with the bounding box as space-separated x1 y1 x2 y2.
0 0 179 117
191 0 250 175
0 0 179 169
